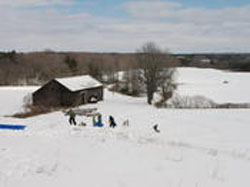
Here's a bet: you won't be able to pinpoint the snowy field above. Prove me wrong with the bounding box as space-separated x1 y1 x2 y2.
176 68 250 103
0 68 250 187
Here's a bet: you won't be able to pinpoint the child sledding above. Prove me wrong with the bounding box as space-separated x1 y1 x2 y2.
93 114 104 127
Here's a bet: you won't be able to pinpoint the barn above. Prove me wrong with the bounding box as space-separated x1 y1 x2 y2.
33 75 103 107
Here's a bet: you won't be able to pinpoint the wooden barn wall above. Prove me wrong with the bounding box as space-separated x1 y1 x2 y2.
33 82 103 107
62 91 82 106
33 80 70 107
59 86 103 106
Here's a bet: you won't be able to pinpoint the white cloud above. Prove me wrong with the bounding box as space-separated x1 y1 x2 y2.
0 0 75 7
122 1 182 19
0 0 250 53
123 0 250 23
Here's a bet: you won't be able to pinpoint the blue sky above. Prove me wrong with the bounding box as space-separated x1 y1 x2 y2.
0 0 250 53
170 0 250 8
48 0 250 17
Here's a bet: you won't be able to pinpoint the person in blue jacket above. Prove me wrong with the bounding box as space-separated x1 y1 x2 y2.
93 114 104 127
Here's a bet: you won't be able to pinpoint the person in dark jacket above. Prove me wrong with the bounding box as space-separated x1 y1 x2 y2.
153 124 160 133
109 115 117 128
66 109 76 125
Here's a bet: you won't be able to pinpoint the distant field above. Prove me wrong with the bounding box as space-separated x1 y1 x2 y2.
176 68 250 103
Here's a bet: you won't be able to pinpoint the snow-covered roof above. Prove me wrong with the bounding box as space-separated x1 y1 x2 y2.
55 75 102 92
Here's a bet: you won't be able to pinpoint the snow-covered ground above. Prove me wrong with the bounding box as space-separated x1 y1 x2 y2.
0 68 250 187
176 68 250 103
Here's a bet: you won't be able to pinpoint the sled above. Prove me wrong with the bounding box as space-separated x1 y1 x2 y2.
0 124 26 130
63 108 98 117
74 108 98 116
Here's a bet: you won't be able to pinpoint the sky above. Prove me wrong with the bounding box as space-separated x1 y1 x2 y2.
0 0 250 53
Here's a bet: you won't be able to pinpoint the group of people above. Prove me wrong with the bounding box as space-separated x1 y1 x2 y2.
92 114 117 128
66 109 160 133
65 109 117 128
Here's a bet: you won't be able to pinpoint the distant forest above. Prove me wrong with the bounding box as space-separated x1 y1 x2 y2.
0 50 250 85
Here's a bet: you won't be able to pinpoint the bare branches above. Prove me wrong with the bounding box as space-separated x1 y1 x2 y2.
136 42 176 104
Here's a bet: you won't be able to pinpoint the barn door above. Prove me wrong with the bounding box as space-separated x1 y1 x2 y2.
81 93 85 104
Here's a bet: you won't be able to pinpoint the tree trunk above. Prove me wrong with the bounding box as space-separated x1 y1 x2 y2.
147 90 153 105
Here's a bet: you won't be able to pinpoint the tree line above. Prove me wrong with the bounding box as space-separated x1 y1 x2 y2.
0 42 177 105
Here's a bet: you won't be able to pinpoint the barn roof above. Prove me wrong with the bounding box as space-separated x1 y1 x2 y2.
55 75 102 92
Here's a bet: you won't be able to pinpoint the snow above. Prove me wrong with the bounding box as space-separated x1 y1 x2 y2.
0 86 38 116
55 75 102 92
176 68 250 103
0 68 250 187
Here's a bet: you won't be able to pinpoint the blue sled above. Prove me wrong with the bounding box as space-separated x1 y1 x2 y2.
93 122 104 127
0 124 26 130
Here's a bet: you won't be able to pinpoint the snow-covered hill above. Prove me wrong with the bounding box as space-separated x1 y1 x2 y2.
0 68 250 187
176 68 250 103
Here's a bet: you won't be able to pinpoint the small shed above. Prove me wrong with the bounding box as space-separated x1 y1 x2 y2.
33 75 103 107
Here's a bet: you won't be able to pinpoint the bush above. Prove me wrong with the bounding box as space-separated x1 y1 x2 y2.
12 94 61 118
229 62 250 72
155 94 250 109
156 94 216 108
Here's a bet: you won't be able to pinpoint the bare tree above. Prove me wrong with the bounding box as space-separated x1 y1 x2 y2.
120 68 143 96
136 42 175 104
87 60 103 81
158 68 176 102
